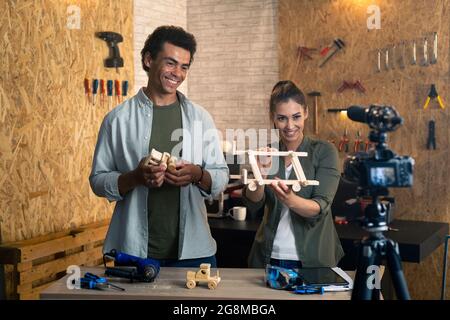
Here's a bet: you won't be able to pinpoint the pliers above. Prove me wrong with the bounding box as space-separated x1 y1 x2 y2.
338 128 350 152
423 84 445 110
296 46 317 69
297 46 317 61
364 139 374 152
354 131 364 152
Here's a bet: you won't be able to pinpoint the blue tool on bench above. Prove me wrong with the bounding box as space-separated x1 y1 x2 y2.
80 272 125 291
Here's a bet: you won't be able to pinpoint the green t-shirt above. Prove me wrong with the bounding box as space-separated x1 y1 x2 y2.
147 99 182 259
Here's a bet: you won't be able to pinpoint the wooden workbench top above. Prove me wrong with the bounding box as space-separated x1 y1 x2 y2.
40 266 354 300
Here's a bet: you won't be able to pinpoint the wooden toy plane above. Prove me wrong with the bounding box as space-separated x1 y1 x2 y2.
233 146 319 192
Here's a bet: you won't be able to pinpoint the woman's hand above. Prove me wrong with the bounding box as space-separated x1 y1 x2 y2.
268 178 297 208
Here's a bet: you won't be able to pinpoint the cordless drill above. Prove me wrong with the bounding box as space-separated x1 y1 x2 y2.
95 31 124 68
104 249 160 282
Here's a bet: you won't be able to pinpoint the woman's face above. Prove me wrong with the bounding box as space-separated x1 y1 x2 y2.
272 99 308 144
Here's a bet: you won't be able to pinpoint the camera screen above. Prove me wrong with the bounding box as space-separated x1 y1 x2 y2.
370 167 396 186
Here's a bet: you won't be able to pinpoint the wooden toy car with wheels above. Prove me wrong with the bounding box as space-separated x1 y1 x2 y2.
186 263 221 290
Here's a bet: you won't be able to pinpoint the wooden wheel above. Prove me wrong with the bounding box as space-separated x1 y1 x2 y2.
208 281 217 290
248 181 257 191
186 280 196 289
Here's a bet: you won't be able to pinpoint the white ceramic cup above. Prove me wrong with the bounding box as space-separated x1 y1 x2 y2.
228 206 247 221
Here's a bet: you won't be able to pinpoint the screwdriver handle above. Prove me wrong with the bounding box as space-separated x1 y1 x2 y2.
92 79 99 94
100 79 106 94
115 80 121 96
107 80 113 96
84 78 91 95
122 80 128 97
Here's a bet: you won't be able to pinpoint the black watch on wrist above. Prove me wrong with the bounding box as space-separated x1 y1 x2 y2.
194 165 204 185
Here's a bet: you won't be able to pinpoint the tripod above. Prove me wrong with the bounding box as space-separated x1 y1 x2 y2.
351 192 411 300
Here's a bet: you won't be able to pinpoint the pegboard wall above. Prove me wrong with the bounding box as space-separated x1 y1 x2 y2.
279 0 449 299
0 1 134 243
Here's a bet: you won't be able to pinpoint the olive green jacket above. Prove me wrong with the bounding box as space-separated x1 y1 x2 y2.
243 136 344 268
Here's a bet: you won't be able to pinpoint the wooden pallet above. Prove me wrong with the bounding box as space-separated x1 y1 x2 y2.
0 220 110 300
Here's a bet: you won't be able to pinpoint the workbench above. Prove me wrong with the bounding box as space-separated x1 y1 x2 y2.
209 218 449 269
40 266 354 300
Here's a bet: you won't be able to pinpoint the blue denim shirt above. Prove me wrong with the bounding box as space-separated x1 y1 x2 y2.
89 88 229 259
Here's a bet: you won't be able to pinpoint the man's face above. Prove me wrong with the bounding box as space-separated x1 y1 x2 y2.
145 42 191 95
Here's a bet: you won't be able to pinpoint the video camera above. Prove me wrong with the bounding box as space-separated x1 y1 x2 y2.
343 105 414 190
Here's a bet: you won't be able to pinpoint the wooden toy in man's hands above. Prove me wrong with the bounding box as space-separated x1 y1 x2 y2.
148 148 177 172
233 145 319 192
186 263 221 290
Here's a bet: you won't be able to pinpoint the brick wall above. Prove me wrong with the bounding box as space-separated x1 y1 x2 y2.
133 0 279 135
187 0 279 133
133 0 188 94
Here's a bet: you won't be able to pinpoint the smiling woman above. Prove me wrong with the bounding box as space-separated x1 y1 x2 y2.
242 80 344 269
270 82 308 148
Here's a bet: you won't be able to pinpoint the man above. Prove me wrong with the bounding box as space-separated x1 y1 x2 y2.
90 26 229 267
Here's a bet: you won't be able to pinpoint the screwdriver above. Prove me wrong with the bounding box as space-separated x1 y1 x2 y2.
107 80 113 110
100 79 106 108
92 79 99 106
115 80 121 104
84 78 91 104
82 272 125 291
122 80 128 101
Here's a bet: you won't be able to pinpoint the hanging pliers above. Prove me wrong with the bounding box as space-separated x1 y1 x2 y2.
354 131 364 152
338 128 350 152
423 84 445 110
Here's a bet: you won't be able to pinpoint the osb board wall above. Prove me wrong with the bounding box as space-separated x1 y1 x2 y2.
0 1 134 243
279 0 449 299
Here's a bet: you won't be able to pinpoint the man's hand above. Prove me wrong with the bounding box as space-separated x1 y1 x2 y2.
164 161 202 187
134 156 167 188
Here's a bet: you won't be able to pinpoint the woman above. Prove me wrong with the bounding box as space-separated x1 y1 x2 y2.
243 80 344 269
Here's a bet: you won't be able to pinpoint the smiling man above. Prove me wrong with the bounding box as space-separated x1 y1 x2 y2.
90 26 229 267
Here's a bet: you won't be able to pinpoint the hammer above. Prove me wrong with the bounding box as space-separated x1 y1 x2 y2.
307 91 321 135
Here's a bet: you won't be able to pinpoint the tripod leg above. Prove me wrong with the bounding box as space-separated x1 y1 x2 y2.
386 240 411 300
352 242 377 300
